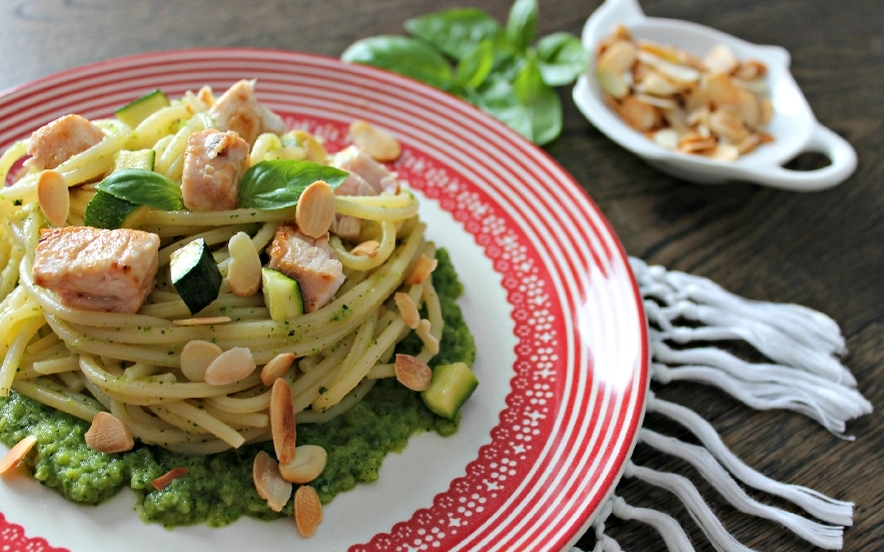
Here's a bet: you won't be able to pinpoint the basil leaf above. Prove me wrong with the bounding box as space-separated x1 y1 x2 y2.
513 55 562 146
96 168 183 211
537 32 588 86
506 0 538 52
404 8 504 61
341 36 453 90
238 160 348 210
471 78 533 141
455 40 495 90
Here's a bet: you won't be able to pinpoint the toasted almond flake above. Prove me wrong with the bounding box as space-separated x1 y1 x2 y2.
736 86 762 128
736 133 762 154
227 231 262 297
616 96 659 131
634 71 681 96
270 378 296 464
415 318 440 356
678 135 717 154
172 316 232 327
637 51 699 85
709 108 750 143
405 254 438 285
595 66 630 99
279 444 327 484
294 485 323 537
703 44 739 75
180 339 223 382
633 93 679 110
84 412 134 454
261 352 295 387
349 120 402 162
759 98 774 126
653 128 680 150
757 130 775 144
394 292 420 329
36 170 69 227
598 40 637 75
702 72 741 108
204 346 256 386
709 143 741 162
152 467 189 491
637 40 683 64
394 354 433 392
296 180 336 240
734 59 767 80
0 436 37 476
351 240 380 257
253 450 292 513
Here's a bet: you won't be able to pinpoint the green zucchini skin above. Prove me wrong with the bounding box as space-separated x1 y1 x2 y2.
115 89 171 128
171 238 222 315
261 267 304 321
420 361 479 420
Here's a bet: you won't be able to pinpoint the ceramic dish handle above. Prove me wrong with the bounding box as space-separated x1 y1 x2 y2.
739 124 857 191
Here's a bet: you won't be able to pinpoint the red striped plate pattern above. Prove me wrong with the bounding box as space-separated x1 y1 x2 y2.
0 49 648 552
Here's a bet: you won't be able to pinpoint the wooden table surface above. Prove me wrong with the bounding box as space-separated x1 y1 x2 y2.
1 0 881 550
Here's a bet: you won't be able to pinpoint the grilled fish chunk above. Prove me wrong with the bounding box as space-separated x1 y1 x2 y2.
27 114 104 170
267 224 345 313
181 129 250 211
32 226 160 314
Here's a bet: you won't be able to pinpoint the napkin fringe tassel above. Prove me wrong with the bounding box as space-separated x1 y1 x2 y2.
574 260 872 552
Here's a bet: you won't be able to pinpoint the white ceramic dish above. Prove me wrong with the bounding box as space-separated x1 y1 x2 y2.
573 0 857 191
0 49 649 551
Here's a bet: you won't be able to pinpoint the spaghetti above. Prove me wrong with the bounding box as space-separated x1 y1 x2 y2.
0 82 457 458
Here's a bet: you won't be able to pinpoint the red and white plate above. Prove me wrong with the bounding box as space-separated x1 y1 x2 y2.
0 49 648 552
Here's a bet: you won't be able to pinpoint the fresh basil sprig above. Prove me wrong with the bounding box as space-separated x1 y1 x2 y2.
96 168 183 211
238 159 348 210
341 0 586 146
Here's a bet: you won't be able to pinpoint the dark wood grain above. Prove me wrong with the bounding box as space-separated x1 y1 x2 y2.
1 0 881 550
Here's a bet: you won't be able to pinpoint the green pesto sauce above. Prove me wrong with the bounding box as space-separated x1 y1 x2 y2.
0 248 476 527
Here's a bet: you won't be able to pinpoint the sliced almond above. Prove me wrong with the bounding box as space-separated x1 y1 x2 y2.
636 39 683 64
598 40 637 75
36 169 69 227
709 143 740 162
253 450 292 513
296 180 336 240
734 59 767 80
405 254 438 285
678 134 717 154
415 318 440 356
637 51 699 86
709 108 750 143
294 485 323 537
152 467 189 491
0 435 37 476
227 232 262 297
616 96 659 131
633 93 679 110
702 72 741 108
180 339 223 382
349 120 402 162
394 292 420 329
703 44 739 75
736 133 762 155
351 240 380 257
204 346 256 386
84 412 134 454
261 352 295 387
172 316 232 327
270 378 296 464
634 71 680 96
759 98 774 126
735 86 762 128
279 444 327 484
652 128 680 150
595 66 630 99
394 354 433 392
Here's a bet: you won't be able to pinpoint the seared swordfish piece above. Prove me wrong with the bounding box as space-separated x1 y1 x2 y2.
208 79 286 146
32 226 161 314
27 114 105 170
267 224 345 313
181 129 250 211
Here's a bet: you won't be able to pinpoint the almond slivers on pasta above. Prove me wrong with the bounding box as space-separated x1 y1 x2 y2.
595 24 774 160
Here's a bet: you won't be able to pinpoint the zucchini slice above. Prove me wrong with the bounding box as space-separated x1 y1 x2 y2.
83 149 156 229
115 89 171 128
171 238 222 315
420 361 478 420
261 267 304 321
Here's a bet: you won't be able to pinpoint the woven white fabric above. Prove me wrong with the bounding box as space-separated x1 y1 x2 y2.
573 259 872 551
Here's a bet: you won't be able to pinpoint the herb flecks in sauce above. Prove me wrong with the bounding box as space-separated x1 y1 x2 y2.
0 248 475 527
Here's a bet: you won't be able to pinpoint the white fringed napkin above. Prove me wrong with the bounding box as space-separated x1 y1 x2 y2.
575 259 873 552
